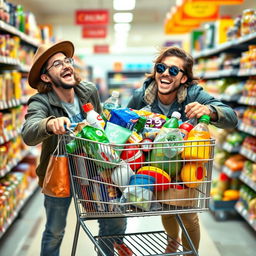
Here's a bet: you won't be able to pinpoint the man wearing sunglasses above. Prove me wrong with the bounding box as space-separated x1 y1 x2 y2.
21 41 131 256
127 46 238 254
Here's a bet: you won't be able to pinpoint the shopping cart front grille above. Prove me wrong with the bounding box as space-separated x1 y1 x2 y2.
61 134 215 218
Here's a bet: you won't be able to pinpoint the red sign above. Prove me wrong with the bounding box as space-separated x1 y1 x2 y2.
82 26 107 38
75 10 109 25
93 45 109 54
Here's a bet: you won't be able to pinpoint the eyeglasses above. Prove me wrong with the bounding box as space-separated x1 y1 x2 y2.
44 57 74 73
155 63 185 77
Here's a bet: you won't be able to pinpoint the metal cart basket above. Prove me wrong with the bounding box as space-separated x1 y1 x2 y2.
60 133 215 256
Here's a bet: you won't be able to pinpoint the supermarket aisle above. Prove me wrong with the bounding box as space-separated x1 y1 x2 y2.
0 189 255 256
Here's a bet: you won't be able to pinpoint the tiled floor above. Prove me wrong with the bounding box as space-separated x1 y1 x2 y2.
0 190 255 256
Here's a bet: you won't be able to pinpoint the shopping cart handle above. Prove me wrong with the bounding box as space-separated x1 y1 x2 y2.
64 123 77 133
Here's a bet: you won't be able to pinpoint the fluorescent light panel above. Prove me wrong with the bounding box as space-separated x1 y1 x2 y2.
114 23 131 32
113 0 136 10
113 12 133 23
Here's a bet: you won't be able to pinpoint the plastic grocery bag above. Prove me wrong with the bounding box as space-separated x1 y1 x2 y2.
42 154 70 197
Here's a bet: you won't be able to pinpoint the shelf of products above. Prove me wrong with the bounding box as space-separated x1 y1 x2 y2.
192 32 256 59
107 70 149 107
235 201 256 231
0 177 39 239
0 2 41 240
193 9 256 228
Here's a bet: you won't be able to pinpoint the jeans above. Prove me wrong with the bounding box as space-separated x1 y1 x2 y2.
41 195 72 256
40 195 127 256
98 218 127 256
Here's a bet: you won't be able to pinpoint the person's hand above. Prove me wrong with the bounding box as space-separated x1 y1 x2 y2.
185 102 212 120
46 117 71 134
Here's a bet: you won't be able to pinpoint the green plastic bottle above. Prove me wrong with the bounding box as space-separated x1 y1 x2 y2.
152 111 183 159
163 111 181 128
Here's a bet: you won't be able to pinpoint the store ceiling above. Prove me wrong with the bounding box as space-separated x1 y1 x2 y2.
10 0 254 54
11 0 177 53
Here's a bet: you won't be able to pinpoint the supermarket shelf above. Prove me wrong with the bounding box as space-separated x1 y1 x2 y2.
0 98 26 110
0 20 39 48
239 147 256 163
222 142 240 153
238 96 256 106
107 70 148 89
221 94 240 102
0 126 22 145
238 69 256 77
192 32 256 59
222 166 241 179
0 149 30 178
210 199 237 211
0 56 30 72
198 69 256 79
213 162 223 172
238 123 256 137
200 69 239 79
239 172 256 192
0 178 39 239
213 163 241 178
235 201 256 231
209 199 238 221
206 92 240 102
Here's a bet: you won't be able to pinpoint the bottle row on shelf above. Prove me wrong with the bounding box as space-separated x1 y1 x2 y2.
0 177 38 238
211 158 256 225
0 55 30 71
0 95 29 111
235 201 256 231
0 105 26 140
0 153 39 238
0 135 30 177
197 69 256 79
194 41 256 80
0 71 34 107
192 31 256 59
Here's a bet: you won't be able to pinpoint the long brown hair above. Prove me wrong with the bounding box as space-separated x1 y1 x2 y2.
147 46 199 86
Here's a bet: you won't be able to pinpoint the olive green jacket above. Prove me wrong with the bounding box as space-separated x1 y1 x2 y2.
21 81 102 187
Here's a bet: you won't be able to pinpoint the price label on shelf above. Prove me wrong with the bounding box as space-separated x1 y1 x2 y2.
222 142 233 152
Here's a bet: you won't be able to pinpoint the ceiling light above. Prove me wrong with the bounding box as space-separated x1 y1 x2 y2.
114 23 131 32
113 0 136 11
113 13 133 23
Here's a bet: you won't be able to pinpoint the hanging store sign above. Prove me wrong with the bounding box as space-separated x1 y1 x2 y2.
165 20 195 34
93 44 109 53
82 26 107 38
189 0 244 5
75 9 109 25
164 16 199 35
172 7 201 26
180 1 219 21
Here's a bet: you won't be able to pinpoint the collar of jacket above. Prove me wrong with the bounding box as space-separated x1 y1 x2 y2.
143 77 188 105
142 78 157 105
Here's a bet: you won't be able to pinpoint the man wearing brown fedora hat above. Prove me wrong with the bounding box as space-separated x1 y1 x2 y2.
21 40 132 256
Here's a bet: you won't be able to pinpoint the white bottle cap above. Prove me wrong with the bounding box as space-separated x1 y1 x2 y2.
112 90 119 97
172 111 181 119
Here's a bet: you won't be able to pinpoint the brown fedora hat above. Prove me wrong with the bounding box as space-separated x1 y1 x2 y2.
28 40 74 89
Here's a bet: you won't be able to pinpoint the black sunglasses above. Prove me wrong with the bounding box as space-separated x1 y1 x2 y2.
155 63 185 76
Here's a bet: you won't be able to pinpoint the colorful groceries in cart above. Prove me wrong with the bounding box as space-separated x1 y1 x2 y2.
66 105 214 212
182 115 211 161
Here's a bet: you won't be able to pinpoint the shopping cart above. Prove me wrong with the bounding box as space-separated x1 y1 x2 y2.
60 132 215 256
